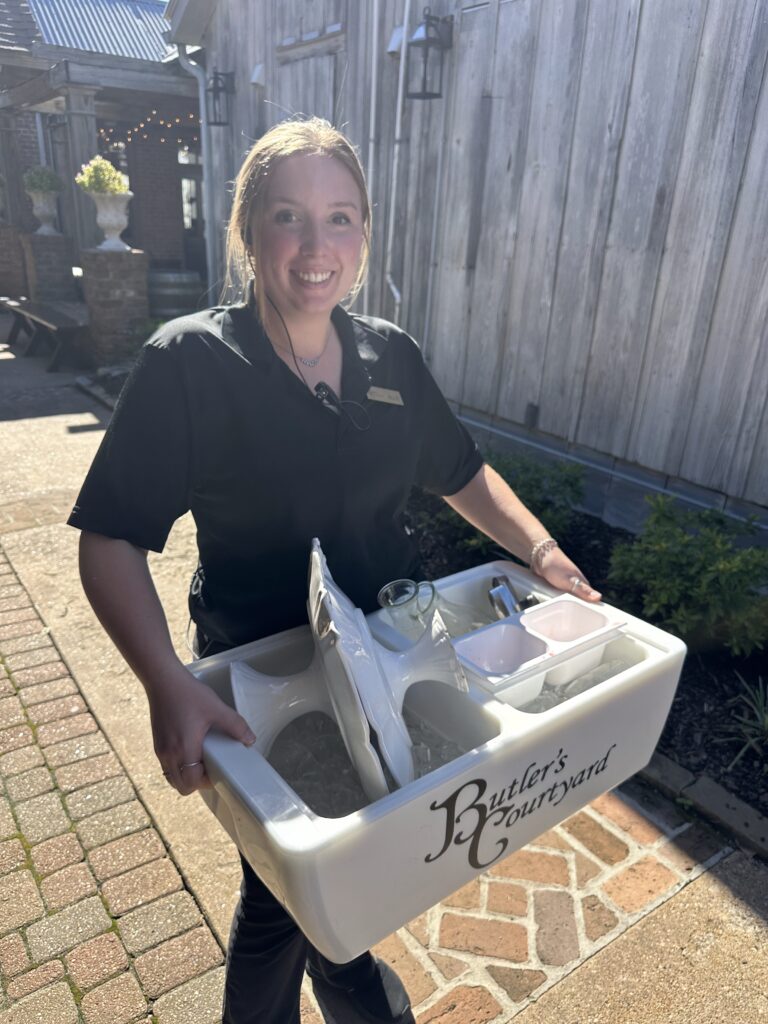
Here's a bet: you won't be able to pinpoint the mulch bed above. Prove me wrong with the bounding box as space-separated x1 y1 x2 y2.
405 488 767 816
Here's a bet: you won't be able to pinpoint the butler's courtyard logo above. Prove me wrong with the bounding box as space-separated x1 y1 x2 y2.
425 743 617 870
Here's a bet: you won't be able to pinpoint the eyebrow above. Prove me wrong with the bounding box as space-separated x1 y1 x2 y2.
267 196 359 210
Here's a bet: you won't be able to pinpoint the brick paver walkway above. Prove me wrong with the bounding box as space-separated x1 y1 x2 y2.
0 537 735 1024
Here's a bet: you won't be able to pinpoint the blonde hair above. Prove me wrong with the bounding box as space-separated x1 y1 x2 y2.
223 117 371 323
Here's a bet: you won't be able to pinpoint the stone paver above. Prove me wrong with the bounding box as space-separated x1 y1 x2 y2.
134 926 223 998
25 895 111 962
66 931 129 991
0 932 30 977
0 724 33 756
417 985 503 1023
6 959 65 1000
152 967 226 1024
17 677 77 707
118 890 203 954
0 870 45 935
26 693 86 725
534 890 579 966
40 860 98 910
44 732 110 769
54 751 122 792
88 828 165 882
101 856 182 915
64 774 135 821
30 832 84 877
5 765 53 803
0 980 79 1024
76 800 150 850
440 913 528 962
0 695 25 729
0 795 17 839
0 838 25 875
602 855 679 914
80 970 147 1024
12 790 69 843
0 745 43 777
37 711 99 748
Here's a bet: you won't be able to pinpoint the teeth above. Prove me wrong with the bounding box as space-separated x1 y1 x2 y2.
297 271 332 283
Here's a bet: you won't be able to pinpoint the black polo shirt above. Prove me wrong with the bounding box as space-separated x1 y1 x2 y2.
68 302 483 647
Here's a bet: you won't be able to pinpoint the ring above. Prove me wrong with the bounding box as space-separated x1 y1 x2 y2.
569 576 581 593
179 760 203 771
162 770 171 777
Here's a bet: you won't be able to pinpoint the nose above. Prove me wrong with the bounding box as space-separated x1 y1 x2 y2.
299 218 327 254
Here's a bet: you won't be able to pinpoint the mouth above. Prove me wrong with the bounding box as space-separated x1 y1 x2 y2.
293 270 334 286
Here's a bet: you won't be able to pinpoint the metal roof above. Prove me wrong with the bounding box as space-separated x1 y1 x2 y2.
25 0 173 61
0 1 42 52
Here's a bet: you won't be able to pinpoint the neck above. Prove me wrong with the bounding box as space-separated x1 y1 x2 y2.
264 303 334 357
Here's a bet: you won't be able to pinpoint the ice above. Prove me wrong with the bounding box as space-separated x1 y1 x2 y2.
519 658 636 713
267 709 469 817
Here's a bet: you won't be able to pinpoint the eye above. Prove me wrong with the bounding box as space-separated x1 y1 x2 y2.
331 212 352 225
274 209 298 224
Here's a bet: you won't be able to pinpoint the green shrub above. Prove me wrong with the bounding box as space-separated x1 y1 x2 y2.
436 449 584 561
23 165 63 192
75 156 128 194
607 495 768 655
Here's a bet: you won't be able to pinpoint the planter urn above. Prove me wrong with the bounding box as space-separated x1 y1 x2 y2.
26 190 60 235
90 191 133 251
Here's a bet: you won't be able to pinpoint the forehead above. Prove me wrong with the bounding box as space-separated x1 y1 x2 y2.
263 152 361 206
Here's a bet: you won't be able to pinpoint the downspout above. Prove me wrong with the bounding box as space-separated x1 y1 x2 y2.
421 81 450 362
175 44 217 301
383 0 413 325
362 0 380 314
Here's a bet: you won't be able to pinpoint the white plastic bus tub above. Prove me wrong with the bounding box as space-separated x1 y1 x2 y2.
193 557 685 964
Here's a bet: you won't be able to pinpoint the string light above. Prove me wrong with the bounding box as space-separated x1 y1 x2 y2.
96 104 201 151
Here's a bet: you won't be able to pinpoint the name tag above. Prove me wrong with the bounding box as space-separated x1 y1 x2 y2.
367 386 404 406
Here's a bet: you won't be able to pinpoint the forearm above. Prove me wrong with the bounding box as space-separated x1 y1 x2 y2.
443 464 549 564
78 531 185 693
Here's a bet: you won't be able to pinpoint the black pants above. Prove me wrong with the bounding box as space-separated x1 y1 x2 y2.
224 855 385 1023
194 630 385 1023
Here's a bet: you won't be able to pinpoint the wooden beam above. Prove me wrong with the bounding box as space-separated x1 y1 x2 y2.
49 60 196 98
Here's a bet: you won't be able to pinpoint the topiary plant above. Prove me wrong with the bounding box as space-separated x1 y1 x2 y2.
75 155 128 194
607 495 768 656
23 165 64 192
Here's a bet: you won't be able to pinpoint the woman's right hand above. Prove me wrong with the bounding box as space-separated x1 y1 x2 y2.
147 663 257 796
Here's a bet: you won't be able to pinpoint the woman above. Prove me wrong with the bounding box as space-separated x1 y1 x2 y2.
70 118 600 1024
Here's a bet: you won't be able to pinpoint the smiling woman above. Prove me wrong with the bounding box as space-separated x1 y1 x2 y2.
68 116 599 1024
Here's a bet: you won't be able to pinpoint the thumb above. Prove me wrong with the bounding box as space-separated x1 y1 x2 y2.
214 704 257 746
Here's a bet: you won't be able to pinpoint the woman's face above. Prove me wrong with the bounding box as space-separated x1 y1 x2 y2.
254 153 365 326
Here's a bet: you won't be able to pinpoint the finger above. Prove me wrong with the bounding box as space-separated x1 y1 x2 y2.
569 577 601 601
176 759 208 796
213 706 257 746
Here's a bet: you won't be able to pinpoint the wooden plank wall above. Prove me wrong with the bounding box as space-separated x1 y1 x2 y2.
202 0 768 509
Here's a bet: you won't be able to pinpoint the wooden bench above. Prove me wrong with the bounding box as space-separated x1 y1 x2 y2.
0 295 89 372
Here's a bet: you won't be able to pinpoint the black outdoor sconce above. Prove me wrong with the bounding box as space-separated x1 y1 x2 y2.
206 69 235 126
406 7 454 100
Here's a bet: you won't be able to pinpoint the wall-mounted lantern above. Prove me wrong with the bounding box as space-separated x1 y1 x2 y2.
406 7 453 100
206 69 235 126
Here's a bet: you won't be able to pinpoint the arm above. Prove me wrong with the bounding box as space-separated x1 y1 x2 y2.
78 531 256 795
444 464 601 601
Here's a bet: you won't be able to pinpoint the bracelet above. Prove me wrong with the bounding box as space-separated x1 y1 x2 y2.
530 537 558 574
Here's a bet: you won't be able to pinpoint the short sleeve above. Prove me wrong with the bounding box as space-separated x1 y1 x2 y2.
67 341 192 552
413 352 484 496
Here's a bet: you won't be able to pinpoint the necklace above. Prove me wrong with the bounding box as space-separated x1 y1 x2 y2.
271 327 333 368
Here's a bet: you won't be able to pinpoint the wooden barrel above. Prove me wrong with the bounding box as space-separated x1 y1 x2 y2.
148 269 204 319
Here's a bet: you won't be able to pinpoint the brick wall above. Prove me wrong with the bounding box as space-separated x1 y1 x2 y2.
126 138 185 266
19 234 78 302
0 226 28 296
80 248 149 365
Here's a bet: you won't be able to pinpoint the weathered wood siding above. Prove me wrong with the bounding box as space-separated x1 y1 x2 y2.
202 0 768 508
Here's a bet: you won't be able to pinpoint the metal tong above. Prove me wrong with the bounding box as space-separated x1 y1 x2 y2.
488 575 540 618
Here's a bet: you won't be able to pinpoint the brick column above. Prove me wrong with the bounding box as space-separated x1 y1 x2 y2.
0 226 28 297
80 248 150 365
19 234 78 303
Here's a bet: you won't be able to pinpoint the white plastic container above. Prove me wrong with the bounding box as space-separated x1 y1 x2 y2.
194 556 685 963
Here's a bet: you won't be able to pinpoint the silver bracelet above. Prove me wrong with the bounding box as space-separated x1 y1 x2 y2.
530 537 558 574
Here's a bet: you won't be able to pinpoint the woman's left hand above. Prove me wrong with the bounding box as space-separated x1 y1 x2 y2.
537 545 602 602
